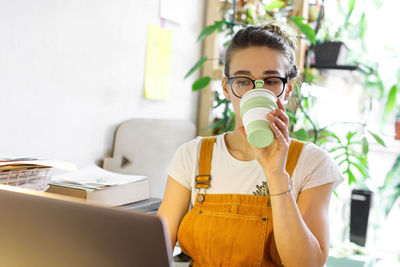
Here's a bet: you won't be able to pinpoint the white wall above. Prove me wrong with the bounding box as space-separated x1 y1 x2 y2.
0 0 204 167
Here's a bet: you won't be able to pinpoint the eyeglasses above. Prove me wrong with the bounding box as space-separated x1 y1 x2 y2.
227 76 287 98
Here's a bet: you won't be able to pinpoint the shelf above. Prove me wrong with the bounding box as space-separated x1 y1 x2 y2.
310 64 359 70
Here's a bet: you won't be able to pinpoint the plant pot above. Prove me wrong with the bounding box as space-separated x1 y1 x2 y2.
395 119 400 140
314 41 349 66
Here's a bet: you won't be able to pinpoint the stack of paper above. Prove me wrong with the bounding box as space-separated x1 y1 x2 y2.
48 164 150 207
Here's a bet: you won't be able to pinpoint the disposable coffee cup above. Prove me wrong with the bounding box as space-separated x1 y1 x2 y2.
240 89 278 148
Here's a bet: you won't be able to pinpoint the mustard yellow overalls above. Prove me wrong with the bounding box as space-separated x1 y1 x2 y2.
177 137 305 266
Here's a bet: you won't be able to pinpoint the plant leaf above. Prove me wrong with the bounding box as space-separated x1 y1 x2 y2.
359 13 367 51
215 20 226 32
348 141 362 146
223 39 231 47
197 24 217 42
247 6 254 19
351 150 368 163
359 13 366 39
286 110 297 124
367 130 386 147
338 158 348 166
349 161 369 179
382 85 397 124
329 132 343 145
334 153 346 160
346 131 357 142
294 128 308 141
192 76 211 91
346 169 357 185
265 1 285 11
318 138 330 145
329 146 346 153
362 137 369 156
344 0 356 27
384 155 400 187
319 130 334 138
197 21 225 42
184 56 207 79
290 16 316 45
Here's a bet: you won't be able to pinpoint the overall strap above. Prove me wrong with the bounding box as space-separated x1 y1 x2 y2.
285 139 305 178
195 136 216 189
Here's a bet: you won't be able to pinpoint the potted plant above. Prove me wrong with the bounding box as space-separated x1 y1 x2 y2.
310 0 359 67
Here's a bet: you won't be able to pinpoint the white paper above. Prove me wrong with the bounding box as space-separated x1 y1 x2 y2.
51 164 147 186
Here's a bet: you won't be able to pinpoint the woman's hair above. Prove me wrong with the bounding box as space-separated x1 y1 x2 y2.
224 22 299 80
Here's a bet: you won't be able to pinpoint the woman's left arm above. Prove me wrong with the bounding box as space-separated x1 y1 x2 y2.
269 181 333 267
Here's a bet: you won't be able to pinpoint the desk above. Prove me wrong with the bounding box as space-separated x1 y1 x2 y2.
119 197 161 214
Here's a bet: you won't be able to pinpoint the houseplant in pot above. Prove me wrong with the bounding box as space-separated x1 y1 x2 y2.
311 0 358 67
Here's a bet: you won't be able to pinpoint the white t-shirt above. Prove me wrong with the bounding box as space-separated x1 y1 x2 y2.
167 133 344 205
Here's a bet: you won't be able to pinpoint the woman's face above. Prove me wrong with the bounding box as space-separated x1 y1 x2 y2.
222 46 293 130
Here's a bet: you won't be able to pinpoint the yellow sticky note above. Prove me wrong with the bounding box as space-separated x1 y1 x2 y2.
144 24 172 100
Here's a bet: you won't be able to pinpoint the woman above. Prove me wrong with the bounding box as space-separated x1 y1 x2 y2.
158 22 344 267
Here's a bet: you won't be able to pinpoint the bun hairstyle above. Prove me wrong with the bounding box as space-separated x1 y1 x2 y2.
224 22 299 80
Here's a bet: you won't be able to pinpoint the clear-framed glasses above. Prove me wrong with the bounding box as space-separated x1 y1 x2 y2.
227 76 287 98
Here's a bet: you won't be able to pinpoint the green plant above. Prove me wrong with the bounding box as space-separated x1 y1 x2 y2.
326 129 386 186
287 73 386 187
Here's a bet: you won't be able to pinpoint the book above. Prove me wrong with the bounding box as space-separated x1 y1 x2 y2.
47 164 150 207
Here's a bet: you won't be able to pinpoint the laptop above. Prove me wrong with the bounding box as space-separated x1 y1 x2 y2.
0 184 172 267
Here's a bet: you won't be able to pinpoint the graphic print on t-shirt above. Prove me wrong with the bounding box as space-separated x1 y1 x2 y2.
253 180 270 196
